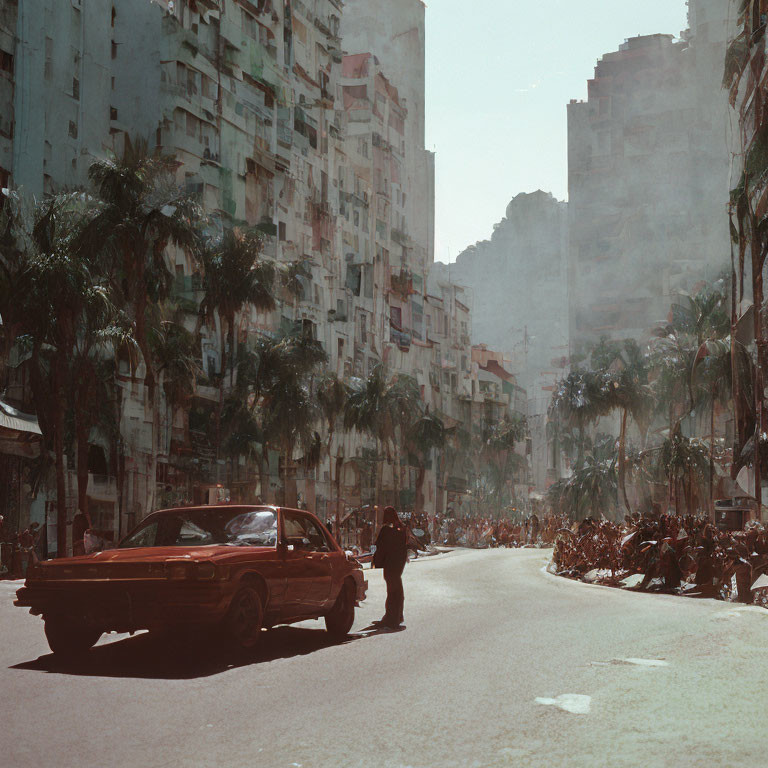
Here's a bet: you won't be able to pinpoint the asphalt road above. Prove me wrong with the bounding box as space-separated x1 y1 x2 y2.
3 547 768 768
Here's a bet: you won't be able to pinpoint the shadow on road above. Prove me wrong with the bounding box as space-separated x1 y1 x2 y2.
10 623 399 680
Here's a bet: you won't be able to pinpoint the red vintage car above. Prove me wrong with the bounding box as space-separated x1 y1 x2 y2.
15 505 367 656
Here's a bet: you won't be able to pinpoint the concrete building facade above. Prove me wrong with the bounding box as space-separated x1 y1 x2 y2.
2 0 485 551
567 3 733 353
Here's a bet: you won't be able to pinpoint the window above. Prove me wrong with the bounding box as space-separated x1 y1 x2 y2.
44 37 53 80
282 512 331 551
278 221 287 241
242 9 258 39
111 40 117 59
186 111 198 137
0 168 9 208
68 121 78 139
0 50 13 74
187 68 198 95
391 306 402 328
110 106 118 121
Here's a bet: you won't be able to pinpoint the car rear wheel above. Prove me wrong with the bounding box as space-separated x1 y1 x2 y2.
325 580 355 639
44 617 102 657
223 586 264 651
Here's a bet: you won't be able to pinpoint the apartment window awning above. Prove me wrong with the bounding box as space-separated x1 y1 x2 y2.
0 399 42 436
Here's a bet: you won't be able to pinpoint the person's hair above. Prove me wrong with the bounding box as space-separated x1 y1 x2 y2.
383 506 403 529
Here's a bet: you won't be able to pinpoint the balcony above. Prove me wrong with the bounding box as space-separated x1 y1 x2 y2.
389 268 414 299
391 228 409 246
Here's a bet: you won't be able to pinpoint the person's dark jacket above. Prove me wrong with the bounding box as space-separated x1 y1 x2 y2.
373 524 407 571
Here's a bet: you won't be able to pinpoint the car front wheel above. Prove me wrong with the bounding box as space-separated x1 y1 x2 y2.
325 581 355 639
44 617 102 657
223 586 264 651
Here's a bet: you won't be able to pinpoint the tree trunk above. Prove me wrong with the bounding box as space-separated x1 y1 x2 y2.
618 408 630 515
216 318 228 461
258 446 269 502
75 408 90 525
54 397 68 557
335 451 344 543
327 428 337 536
709 394 716 520
375 440 384 528
751 221 765 510
414 460 426 518
146 397 160 518
393 441 401 510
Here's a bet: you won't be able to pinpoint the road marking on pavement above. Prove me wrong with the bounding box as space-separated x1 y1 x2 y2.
591 658 669 667
535 694 591 714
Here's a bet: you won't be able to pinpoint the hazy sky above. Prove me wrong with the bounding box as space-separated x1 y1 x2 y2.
426 0 689 263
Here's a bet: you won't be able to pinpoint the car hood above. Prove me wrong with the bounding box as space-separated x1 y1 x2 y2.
33 545 276 572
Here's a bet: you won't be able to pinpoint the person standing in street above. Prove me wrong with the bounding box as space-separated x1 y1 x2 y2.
372 506 408 629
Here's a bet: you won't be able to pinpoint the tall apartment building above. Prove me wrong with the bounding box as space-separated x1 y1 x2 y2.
340 0 434 275
0 0 16 191
2 0 479 545
567 2 733 353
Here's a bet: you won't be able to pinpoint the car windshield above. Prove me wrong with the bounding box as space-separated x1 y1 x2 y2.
120 507 278 549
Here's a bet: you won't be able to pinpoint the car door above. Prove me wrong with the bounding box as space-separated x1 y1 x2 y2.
296 513 333 609
280 510 315 616
280 510 333 613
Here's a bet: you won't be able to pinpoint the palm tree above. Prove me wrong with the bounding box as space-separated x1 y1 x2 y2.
245 332 327 505
344 364 422 518
650 426 710 515
21 194 104 554
406 410 446 519
80 140 201 515
0 189 34 386
692 336 753 510
549 370 611 467
317 373 349 537
481 415 528 515
198 227 276 456
602 357 653 516
70 304 136 524
345 364 390 512
81 138 201 405
548 454 619 521
383 373 422 507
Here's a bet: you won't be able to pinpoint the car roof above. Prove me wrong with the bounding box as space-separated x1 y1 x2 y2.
151 505 320 517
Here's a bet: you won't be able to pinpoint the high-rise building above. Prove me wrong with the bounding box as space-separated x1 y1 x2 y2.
341 0 434 271
567 5 733 353
2 0 480 543
0 0 16 192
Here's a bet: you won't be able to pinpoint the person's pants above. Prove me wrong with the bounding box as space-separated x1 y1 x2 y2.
383 567 404 626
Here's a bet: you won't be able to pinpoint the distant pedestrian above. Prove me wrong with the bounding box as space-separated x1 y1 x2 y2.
372 506 408 629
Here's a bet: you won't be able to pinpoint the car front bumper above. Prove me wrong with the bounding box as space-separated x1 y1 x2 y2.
15 580 232 632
